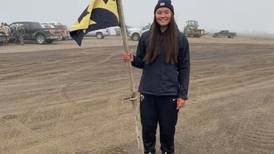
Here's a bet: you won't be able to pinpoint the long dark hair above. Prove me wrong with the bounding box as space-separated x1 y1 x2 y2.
144 14 179 64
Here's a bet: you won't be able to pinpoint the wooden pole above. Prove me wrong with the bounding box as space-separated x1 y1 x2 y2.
117 0 143 153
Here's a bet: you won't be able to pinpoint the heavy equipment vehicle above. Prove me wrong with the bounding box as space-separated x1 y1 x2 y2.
183 20 206 38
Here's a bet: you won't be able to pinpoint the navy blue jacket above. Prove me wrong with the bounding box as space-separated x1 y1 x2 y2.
132 31 190 100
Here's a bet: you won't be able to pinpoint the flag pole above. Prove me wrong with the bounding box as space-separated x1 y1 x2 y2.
117 0 143 153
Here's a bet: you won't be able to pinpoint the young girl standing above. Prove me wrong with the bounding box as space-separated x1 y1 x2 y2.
122 0 190 153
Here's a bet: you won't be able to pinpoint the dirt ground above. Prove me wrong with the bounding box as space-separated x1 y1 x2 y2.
0 36 274 154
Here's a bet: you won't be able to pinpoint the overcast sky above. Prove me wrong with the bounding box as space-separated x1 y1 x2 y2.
1 0 274 33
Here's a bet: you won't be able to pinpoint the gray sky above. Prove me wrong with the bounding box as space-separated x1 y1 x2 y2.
1 0 274 33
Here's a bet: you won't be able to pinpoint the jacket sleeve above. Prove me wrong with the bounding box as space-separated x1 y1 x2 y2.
178 36 190 100
131 34 146 69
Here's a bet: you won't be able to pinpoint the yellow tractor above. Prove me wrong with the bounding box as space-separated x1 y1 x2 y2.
183 20 206 38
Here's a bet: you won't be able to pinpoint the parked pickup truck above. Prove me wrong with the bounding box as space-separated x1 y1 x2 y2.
213 30 237 38
9 22 59 44
127 24 151 41
85 28 110 39
41 22 70 40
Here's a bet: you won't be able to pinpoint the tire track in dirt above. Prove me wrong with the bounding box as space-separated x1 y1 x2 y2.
0 46 123 115
193 77 274 104
190 57 274 103
0 46 128 154
6 94 133 154
191 64 274 84
0 47 110 81
59 46 122 104
239 111 274 154
2 39 274 154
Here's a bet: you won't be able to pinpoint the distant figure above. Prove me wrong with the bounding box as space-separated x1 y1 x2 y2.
0 22 9 45
15 24 25 45
2 23 11 45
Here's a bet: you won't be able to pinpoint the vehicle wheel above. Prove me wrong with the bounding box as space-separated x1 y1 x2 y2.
36 34 46 44
131 33 140 41
96 32 104 39
46 40 54 44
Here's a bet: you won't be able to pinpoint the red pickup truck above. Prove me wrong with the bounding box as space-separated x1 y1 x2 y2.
42 22 69 40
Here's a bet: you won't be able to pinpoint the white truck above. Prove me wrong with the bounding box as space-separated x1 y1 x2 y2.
85 28 110 39
127 27 142 41
127 24 151 41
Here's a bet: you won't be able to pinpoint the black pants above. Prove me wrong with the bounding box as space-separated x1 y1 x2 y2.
140 93 178 154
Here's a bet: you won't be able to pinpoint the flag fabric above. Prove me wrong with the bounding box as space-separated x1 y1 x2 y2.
70 0 119 46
